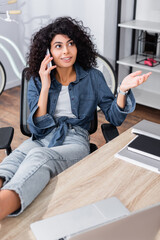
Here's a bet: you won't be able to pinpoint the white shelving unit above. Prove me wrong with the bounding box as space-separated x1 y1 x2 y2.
117 55 160 73
117 19 160 110
118 20 160 33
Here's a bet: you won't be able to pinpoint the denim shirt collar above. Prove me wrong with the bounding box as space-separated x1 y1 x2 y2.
74 63 88 83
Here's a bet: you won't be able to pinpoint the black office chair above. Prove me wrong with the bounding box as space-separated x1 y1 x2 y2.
101 123 119 143
20 54 119 150
20 68 98 153
0 126 14 155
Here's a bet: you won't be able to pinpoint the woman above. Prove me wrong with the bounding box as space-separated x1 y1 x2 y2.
0 17 151 219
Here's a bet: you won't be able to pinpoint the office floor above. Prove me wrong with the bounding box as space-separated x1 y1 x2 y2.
0 86 160 161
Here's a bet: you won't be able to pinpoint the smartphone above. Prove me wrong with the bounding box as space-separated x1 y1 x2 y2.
46 48 53 68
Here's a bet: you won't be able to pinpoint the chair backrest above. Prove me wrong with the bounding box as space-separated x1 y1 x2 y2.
20 68 31 137
20 67 97 137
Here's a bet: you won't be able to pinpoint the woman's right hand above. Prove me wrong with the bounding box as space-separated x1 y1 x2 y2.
39 54 56 90
35 55 56 117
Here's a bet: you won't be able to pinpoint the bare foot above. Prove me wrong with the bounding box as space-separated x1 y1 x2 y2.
0 189 21 220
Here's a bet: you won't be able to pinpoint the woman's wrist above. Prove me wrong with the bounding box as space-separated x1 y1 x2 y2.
117 86 129 95
41 84 50 92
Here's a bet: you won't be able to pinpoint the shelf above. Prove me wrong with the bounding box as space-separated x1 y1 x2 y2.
118 20 160 33
116 1 160 110
132 88 160 110
117 55 160 73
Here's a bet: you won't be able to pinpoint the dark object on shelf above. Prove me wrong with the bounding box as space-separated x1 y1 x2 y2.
144 32 158 55
136 31 160 67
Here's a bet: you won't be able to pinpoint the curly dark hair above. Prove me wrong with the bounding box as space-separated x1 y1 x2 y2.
26 16 98 78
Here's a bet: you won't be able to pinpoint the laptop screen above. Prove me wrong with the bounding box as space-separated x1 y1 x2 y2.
69 202 160 240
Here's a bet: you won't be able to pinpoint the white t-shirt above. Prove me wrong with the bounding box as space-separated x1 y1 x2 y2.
54 85 76 119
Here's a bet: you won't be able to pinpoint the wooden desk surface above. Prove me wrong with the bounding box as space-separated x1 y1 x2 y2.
1 128 160 240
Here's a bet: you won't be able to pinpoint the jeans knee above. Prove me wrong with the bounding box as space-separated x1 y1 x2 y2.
26 147 56 162
26 147 46 161
28 147 43 155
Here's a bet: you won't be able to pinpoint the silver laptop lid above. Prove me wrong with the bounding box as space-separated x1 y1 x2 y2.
69 202 160 240
30 197 129 240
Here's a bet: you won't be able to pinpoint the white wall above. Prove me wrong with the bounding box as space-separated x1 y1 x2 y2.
0 2 24 90
1 0 106 90
136 0 160 22
104 0 118 68
2 0 160 91
106 0 135 84
18 0 106 55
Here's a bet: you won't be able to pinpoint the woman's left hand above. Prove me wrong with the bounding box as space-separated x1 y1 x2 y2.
120 70 152 92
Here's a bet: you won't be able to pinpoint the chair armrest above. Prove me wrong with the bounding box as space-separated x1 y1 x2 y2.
101 123 119 143
0 127 14 155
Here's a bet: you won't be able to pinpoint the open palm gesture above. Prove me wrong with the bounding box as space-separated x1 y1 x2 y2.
120 70 152 92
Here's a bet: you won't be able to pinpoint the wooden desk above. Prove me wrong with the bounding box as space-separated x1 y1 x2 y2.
1 128 160 240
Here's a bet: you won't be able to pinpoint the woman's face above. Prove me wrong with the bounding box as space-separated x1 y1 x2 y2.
50 34 77 68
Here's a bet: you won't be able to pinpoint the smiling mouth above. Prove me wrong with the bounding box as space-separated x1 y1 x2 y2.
61 57 72 62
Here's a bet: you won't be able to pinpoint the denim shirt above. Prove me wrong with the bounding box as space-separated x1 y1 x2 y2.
27 63 136 147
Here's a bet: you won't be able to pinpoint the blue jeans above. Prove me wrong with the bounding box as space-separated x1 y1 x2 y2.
0 126 90 216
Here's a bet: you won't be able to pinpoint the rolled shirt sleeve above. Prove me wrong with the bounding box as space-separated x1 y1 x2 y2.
27 105 56 137
27 77 56 138
97 70 136 126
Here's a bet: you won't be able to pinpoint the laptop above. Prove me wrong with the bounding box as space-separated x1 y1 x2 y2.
69 202 160 240
30 197 130 240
